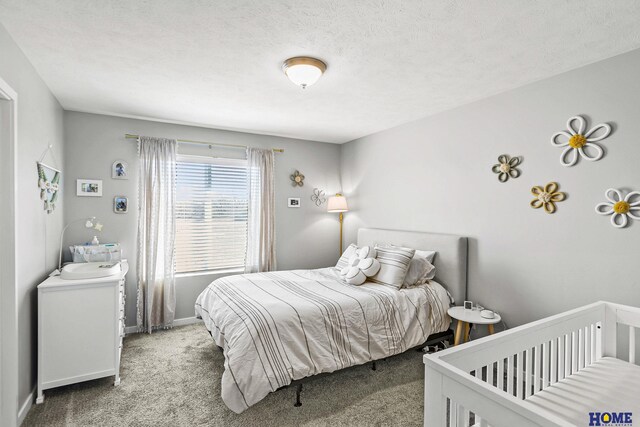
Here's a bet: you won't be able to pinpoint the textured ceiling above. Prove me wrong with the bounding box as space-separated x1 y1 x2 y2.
2 1 640 143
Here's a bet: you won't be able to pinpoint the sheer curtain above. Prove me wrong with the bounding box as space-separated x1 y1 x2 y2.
245 147 276 273
136 136 177 333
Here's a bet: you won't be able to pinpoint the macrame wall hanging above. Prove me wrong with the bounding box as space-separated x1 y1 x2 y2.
37 145 61 214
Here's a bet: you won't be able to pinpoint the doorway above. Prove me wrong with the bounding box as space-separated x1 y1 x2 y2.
0 75 18 427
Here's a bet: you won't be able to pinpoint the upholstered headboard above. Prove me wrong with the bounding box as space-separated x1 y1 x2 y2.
357 228 468 305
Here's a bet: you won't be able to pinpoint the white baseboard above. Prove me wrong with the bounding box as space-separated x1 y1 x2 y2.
17 386 35 426
124 316 203 335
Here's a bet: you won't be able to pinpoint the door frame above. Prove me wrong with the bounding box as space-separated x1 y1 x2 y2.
0 75 19 427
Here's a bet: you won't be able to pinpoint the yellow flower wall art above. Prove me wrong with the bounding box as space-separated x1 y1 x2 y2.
530 182 566 214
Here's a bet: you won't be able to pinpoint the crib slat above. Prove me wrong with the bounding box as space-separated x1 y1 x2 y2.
456 403 465 427
525 349 532 398
507 355 514 395
578 328 584 370
550 338 557 384
488 362 494 387
587 325 592 363
564 334 572 378
497 358 504 391
569 331 578 374
516 352 523 399
630 326 636 364
533 344 542 393
558 335 565 381
595 321 603 360
590 324 597 363
542 341 549 389
449 400 456 427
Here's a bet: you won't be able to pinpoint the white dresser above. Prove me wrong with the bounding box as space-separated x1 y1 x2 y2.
36 261 129 403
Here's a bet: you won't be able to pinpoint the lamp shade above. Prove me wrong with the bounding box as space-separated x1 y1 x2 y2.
327 194 348 212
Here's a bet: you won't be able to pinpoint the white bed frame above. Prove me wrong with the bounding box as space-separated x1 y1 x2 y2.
423 301 640 427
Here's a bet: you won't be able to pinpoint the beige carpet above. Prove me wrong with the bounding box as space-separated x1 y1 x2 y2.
24 323 426 426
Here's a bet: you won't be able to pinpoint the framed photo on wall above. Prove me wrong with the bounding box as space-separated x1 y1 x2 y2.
114 196 128 213
76 179 103 197
287 198 301 208
112 160 128 179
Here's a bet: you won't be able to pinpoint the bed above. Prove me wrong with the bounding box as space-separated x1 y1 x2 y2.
423 301 640 426
196 228 468 413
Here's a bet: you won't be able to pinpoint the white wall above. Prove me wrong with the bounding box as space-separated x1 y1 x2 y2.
341 48 640 329
0 24 65 415
63 111 342 324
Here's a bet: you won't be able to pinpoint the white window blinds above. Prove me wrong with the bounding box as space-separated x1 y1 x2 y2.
175 155 248 274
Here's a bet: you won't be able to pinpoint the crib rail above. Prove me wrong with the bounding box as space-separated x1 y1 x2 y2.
423 301 640 427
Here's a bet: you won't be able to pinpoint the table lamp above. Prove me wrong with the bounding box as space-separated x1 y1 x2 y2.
327 194 349 254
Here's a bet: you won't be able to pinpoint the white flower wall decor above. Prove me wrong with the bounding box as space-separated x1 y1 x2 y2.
595 188 640 228
550 115 612 167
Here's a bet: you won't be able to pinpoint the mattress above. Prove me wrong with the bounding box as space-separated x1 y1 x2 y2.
195 267 451 413
526 357 640 426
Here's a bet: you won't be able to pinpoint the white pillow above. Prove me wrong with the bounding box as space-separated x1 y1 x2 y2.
370 245 415 288
403 250 437 287
335 244 357 270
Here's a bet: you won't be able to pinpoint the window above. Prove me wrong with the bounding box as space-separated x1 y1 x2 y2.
174 155 248 274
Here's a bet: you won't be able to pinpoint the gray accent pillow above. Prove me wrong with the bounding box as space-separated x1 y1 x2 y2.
371 245 415 288
403 250 437 287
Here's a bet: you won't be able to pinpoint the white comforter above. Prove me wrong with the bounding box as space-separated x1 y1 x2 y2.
195 267 451 413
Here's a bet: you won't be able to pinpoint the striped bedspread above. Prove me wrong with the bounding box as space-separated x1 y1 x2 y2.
195 267 451 413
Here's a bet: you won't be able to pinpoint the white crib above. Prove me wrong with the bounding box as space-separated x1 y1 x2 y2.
423 301 640 427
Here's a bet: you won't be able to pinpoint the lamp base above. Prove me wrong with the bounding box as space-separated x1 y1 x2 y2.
339 212 344 255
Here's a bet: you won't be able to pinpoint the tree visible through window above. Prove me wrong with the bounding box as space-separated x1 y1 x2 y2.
174 155 248 274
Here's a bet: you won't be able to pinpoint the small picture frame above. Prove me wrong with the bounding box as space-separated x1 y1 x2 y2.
114 196 128 213
112 160 128 180
287 198 301 208
76 179 103 197
463 300 473 310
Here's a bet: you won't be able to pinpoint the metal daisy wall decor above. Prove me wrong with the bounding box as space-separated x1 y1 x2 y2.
311 188 326 207
595 188 640 228
550 115 612 167
491 154 522 182
290 170 305 187
530 182 566 214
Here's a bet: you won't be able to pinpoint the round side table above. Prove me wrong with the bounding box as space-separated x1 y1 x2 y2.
447 306 501 345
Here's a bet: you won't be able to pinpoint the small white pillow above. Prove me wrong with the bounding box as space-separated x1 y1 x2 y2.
403 250 437 287
371 245 415 288
335 244 357 270
403 257 436 287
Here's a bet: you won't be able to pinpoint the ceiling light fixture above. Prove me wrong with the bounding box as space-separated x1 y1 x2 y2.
282 57 327 89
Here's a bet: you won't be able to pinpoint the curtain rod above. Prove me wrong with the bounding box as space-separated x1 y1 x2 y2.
124 134 284 153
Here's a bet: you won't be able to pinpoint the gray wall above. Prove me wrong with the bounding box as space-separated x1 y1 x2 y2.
341 48 640 330
63 111 342 325
0 24 65 412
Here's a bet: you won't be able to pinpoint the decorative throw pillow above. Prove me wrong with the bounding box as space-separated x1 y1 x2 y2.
371 245 415 288
335 244 358 270
403 250 437 287
340 246 381 285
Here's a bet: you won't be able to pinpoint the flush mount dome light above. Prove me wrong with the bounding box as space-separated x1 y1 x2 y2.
282 57 327 89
